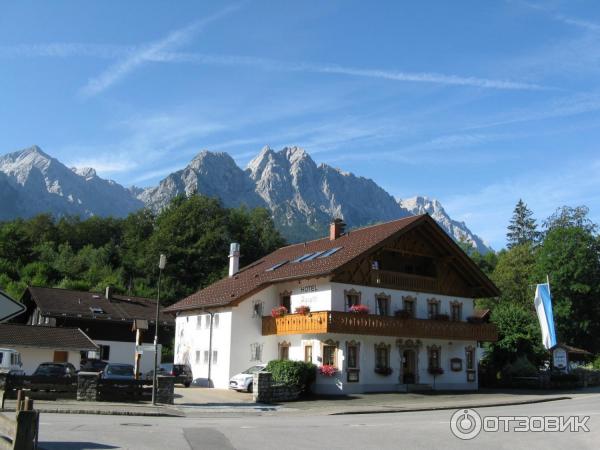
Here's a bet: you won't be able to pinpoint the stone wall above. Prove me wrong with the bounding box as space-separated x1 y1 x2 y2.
252 372 302 403
77 372 100 401
155 376 174 405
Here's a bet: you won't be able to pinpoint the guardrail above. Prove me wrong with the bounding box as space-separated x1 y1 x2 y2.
0 391 39 450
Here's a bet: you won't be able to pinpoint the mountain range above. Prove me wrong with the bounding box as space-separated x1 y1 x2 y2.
0 145 491 253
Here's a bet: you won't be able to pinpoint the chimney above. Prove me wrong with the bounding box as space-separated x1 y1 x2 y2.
105 286 113 301
229 243 240 277
330 218 346 240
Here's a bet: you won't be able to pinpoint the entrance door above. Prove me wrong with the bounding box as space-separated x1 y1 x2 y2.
53 351 68 363
402 349 416 384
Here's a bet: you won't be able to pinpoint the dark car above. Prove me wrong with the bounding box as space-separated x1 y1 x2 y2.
101 363 135 380
33 362 77 377
145 363 192 387
80 359 108 372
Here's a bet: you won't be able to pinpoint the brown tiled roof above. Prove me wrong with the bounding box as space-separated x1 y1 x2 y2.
167 214 500 313
26 287 174 326
0 323 97 351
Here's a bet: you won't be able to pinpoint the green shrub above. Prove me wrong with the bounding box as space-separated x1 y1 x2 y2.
592 355 600 370
505 356 538 377
266 360 316 388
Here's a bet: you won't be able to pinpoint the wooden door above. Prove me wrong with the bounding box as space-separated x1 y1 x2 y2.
403 350 416 384
53 351 68 362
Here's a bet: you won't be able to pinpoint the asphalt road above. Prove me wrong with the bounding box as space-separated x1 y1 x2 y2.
37 394 600 450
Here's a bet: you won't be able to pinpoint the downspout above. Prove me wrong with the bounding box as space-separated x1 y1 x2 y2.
206 310 214 388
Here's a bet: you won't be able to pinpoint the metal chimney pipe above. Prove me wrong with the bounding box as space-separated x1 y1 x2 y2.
229 243 240 277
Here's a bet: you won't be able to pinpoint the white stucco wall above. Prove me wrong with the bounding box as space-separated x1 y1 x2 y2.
174 309 233 388
7 347 82 375
93 340 162 374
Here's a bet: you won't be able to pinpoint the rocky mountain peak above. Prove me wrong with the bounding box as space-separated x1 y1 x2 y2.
72 167 97 179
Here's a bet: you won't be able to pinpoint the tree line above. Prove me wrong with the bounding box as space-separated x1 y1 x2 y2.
0 195 285 305
462 201 600 371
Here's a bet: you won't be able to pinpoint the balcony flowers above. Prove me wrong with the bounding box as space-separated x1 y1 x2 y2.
374 366 393 376
295 305 311 316
271 306 288 318
349 304 369 314
319 364 337 377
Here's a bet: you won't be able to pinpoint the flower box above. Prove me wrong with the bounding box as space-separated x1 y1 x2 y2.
374 367 393 376
349 304 369 314
295 305 311 316
319 364 337 377
271 306 288 318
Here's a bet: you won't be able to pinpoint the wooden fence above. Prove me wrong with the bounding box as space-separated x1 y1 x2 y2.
0 391 39 450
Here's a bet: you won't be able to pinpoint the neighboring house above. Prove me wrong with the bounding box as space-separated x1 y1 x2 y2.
0 323 97 374
13 286 174 373
166 215 500 393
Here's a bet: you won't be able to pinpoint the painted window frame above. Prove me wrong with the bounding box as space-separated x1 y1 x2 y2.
402 295 417 318
374 342 391 370
450 301 463 322
427 298 440 319
375 292 391 316
344 289 361 310
321 339 339 367
427 345 441 370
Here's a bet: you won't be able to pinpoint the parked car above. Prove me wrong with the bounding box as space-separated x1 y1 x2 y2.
101 363 135 380
33 362 77 377
80 359 108 372
229 364 267 392
0 348 25 376
145 363 192 387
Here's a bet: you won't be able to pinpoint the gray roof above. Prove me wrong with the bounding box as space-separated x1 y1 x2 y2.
0 323 97 351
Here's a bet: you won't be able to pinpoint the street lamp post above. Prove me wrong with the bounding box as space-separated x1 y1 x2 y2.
152 254 167 406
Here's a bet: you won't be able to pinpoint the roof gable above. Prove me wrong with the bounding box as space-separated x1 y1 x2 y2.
0 323 97 351
166 215 499 313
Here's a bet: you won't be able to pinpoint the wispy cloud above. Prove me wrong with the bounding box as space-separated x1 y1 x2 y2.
79 4 241 97
518 1 600 32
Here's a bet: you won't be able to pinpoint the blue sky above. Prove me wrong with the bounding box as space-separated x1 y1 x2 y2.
1 0 600 249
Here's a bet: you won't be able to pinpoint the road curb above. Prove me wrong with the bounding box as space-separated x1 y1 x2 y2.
328 396 572 415
2 407 183 417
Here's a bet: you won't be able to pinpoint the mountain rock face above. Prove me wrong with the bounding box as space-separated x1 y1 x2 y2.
0 145 492 253
138 151 264 211
245 146 410 241
0 146 143 218
399 196 490 253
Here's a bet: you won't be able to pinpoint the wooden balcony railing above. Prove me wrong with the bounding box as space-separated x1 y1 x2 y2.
370 270 440 292
262 311 498 342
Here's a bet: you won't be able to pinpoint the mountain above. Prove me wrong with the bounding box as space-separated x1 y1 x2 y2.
138 150 264 211
0 145 492 253
399 196 490 253
0 146 143 218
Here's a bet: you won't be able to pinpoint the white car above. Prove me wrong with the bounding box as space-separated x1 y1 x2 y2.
228 364 266 392
0 348 24 376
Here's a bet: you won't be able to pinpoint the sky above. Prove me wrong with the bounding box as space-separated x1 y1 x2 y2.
1 0 600 250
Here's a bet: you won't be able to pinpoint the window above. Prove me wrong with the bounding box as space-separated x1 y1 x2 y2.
465 346 475 371
375 343 390 369
403 296 416 318
99 345 110 361
376 293 390 316
346 341 360 382
252 301 264 318
212 351 218 365
250 343 263 362
345 289 361 310
279 341 290 360
304 345 313 363
450 302 462 321
322 340 338 367
428 345 441 370
280 291 291 312
203 351 209 364
195 351 201 364
213 314 219 328
427 299 440 319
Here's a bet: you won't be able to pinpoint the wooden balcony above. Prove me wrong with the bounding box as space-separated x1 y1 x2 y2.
370 270 440 293
262 311 498 342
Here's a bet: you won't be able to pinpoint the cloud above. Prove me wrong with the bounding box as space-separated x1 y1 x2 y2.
79 4 241 97
517 1 600 32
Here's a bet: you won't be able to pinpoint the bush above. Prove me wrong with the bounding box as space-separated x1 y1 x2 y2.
505 356 538 377
550 373 579 383
266 360 316 388
592 355 600 370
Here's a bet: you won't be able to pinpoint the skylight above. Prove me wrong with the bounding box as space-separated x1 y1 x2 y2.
266 260 288 272
318 247 343 258
303 250 326 261
292 252 318 263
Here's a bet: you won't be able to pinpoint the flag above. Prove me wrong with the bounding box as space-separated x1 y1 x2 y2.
534 283 557 349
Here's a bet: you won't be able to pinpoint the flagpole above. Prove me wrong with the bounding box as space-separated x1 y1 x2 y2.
546 274 551 297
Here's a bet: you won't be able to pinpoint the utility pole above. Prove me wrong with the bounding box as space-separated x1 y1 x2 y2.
152 254 166 405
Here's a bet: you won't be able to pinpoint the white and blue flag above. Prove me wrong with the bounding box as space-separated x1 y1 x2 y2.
534 283 557 349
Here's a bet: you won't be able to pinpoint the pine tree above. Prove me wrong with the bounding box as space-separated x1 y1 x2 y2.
506 199 539 248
